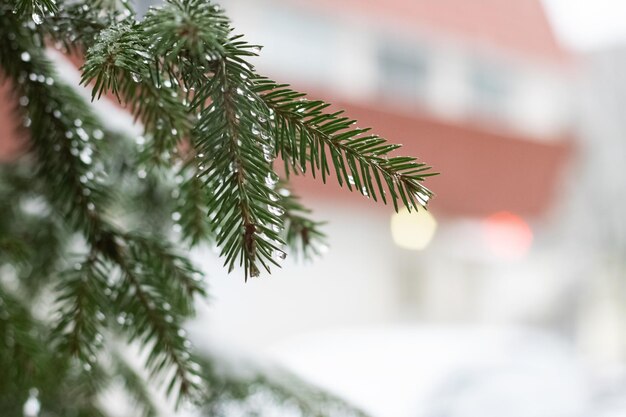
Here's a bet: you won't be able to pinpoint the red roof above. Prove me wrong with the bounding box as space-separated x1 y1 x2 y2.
290 0 569 65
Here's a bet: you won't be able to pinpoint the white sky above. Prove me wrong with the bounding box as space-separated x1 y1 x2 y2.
543 0 626 50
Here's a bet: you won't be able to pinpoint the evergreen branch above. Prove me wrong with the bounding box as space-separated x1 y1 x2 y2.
113 247 202 403
2 8 204 405
0 15 114 241
141 0 230 80
81 20 191 162
52 255 110 364
193 47 286 279
254 79 437 211
80 22 151 102
126 234 206 316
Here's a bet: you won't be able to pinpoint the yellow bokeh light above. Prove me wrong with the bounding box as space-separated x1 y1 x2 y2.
390 207 437 250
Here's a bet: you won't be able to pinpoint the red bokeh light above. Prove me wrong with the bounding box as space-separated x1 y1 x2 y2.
482 211 533 260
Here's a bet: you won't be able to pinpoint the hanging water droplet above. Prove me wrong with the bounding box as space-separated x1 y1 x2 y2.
79 148 92 164
83 363 92 372
265 172 278 187
137 169 147 179
273 249 287 260
163 79 172 88
172 224 182 233
87 202 95 211
19 96 29 106
31 13 43 25
23 388 40 417
261 145 274 162
236 87 245 96
45 77 53 85
267 205 285 216
20 51 31 62
347 175 356 185
52 110 61 119
171 212 181 222
414 191 430 205
361 186 369 197
74 119 82 127
131 73 142 83
76 128 89 141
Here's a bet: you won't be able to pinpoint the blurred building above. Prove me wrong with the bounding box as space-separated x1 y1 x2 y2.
222 0 573 218
0 0 585 353
198 0 578 337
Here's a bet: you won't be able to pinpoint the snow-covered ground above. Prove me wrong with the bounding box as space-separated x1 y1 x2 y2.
266 325 626 417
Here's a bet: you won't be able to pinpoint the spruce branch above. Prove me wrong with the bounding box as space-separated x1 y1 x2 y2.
193 50 285 279
113 254 203 402
52 255 110 365
254 79 437 211
125 234 206 316
2 5 205 404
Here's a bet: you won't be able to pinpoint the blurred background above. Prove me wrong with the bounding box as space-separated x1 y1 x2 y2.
5 0 626 416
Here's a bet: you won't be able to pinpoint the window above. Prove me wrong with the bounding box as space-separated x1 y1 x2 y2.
377 40 430 101
468 60 512 115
